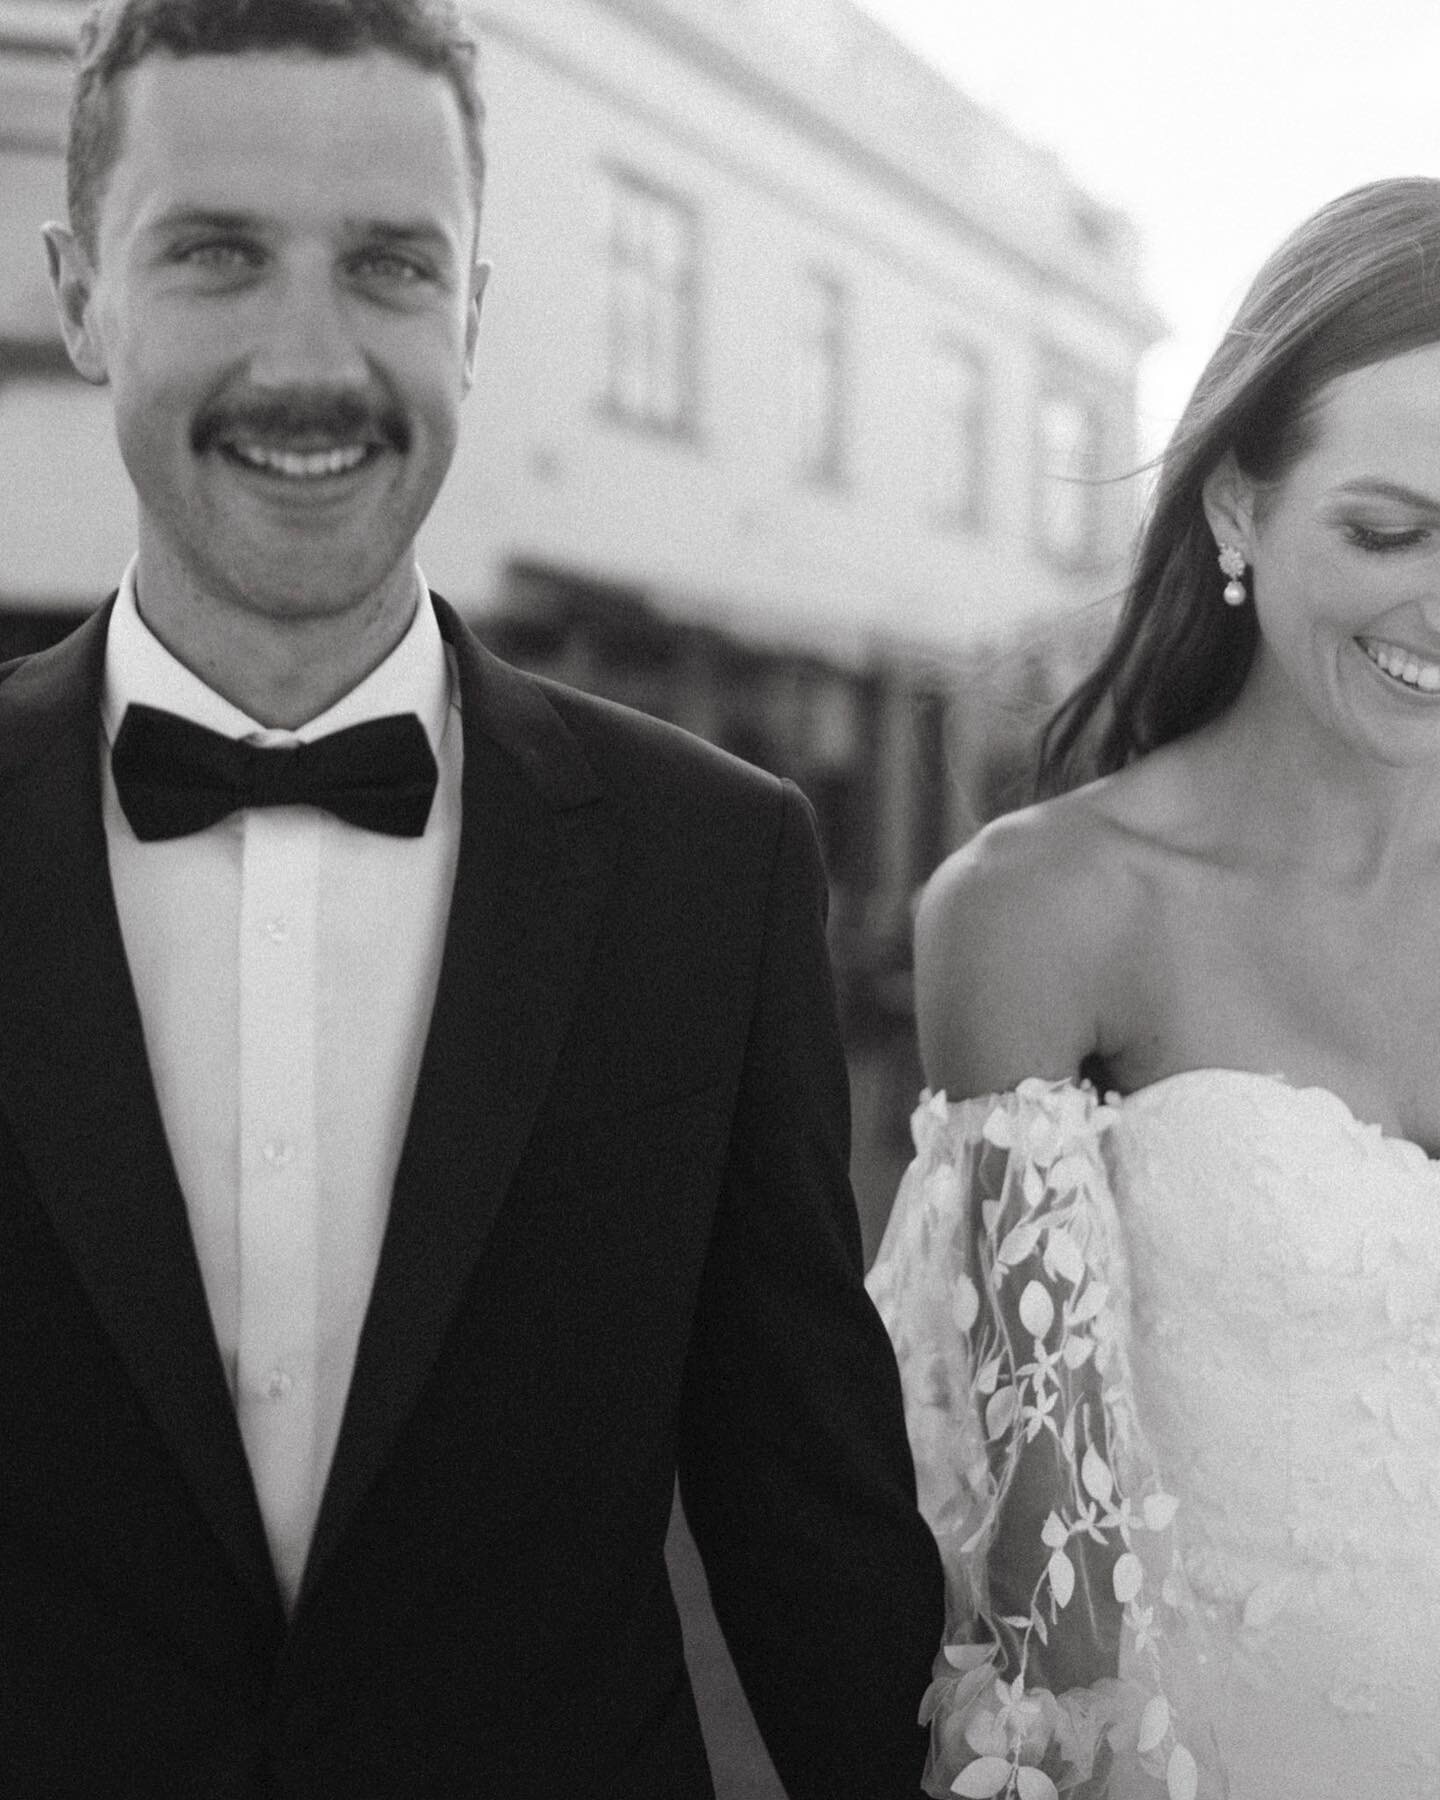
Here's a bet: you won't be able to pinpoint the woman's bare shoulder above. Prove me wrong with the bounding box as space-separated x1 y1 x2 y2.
914 782 1150 1099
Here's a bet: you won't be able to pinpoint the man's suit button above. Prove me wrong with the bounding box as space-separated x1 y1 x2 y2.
264 1366 295 1400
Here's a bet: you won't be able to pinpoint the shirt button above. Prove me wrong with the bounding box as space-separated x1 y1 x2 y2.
262 1139 294 1169
265 1369 294 1402
262 916 291 943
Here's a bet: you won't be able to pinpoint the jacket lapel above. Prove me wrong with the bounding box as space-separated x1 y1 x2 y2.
298 599 619 1607
0 607 283 1622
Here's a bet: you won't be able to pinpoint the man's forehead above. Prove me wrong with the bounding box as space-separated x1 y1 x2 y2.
105 48 475 232
114 46 469 162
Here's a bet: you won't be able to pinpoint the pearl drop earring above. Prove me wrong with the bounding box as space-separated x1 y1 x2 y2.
1218 543 1248 607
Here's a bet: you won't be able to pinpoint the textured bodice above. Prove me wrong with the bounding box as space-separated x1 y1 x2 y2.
1112 1072 1440 1793
868 1071 1440 1799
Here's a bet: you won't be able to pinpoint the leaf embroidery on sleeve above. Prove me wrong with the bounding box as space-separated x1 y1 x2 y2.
868 1080 1214 1799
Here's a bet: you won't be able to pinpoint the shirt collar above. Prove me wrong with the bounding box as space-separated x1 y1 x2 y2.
101 556 455 757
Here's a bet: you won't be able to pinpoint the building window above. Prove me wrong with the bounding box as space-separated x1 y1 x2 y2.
931 339 987 529
794 270 847 487
1035 389 1102 565
602 169 699 437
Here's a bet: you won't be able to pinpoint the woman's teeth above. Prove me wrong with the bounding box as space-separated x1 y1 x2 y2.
1361 637 1440 694
231 444 370 479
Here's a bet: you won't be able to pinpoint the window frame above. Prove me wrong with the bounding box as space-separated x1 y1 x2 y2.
792 265 849 491
1031 375 1109 570
928 333 989 534
597 163 703 444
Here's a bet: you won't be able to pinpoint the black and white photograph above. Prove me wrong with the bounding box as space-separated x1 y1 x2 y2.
1 1 1438 1795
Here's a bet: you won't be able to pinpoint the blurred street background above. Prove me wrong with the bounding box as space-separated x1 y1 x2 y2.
3 1 1435 1791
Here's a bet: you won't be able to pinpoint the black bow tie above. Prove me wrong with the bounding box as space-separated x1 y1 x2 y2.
111 703 439 841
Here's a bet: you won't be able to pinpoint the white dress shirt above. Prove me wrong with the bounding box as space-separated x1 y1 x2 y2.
100 561 462 1610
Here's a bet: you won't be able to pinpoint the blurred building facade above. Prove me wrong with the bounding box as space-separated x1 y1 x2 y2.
1 0 1161 1231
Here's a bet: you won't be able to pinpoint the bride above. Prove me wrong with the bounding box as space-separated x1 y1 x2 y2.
867 177 1440 1800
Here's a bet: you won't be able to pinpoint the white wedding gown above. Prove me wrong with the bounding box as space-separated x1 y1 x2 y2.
866 1071 1440 1799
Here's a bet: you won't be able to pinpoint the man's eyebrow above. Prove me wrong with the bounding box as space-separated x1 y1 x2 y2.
1333 477 1440 513
147 207 267 237
346 219 458 257
143 211 459 256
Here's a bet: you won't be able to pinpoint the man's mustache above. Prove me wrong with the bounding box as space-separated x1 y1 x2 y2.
193 392 410 453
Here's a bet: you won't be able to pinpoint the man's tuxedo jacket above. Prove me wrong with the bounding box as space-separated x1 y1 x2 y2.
0 597 943 1798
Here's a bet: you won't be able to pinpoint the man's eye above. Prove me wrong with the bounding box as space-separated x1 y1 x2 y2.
355 251 429 282
175 241 260 272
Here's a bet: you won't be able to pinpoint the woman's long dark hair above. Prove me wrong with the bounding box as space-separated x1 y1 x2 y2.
1038 178 1440 795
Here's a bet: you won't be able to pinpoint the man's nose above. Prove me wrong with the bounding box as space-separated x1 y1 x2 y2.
248 269 369 391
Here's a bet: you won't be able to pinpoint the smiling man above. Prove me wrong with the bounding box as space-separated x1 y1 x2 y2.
50 17 485 722
0 1 943 1795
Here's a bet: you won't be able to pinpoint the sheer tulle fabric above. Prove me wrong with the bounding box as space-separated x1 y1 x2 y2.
867 1082 1220 1799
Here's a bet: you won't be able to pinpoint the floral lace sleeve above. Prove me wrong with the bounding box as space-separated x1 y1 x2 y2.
866 1080 1218 1800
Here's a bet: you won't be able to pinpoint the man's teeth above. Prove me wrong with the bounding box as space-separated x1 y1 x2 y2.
231 444 370 479
1362 637 1440 693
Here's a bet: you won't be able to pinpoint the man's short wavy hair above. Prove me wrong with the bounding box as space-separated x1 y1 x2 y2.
67 0 485 258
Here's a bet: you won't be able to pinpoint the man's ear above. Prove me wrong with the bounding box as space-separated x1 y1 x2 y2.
462 258 490 390
1200 450 1257 556
43 222 110 387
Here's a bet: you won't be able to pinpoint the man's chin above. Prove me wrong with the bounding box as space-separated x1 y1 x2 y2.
186 542 417 627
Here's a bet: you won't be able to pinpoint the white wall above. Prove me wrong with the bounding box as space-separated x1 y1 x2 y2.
0 378 133 598
419 0 1152 658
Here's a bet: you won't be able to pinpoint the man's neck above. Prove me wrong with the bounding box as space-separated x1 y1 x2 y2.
131 549 424 730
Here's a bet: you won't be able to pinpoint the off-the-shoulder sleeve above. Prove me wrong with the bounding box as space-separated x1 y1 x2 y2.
866 1080 1220 1800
